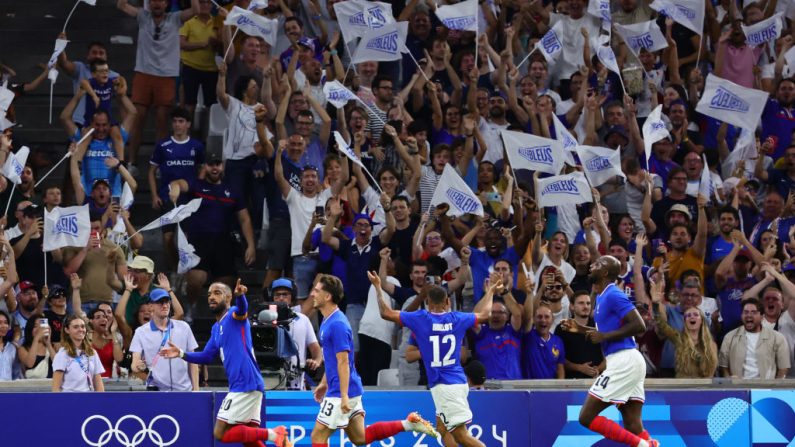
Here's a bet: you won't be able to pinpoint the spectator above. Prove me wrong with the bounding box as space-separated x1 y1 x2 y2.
761 79 795 159
86 308 123 378
0 164 37 228
11 204 66 288
650 279 718 378
555 291 604 379
755 144 795 203
278 17 324 72
117 0 199 175
0 310 18 380
521 299 566 379
130 288 198 391
653 195 709 286
269 278 321 390
471 272 523 380
716 232 765 334
11 281 45 343
720 298 790 379
535 268 574 333
647 167 698 238
42 285 68 349
179 0 220 117
51 314 105 391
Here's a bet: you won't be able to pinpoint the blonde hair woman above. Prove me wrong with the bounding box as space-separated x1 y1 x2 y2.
51 315 105 392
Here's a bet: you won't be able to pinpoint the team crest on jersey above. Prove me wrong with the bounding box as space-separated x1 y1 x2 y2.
551 346 560 358
190 149 195 156
224 189 231 198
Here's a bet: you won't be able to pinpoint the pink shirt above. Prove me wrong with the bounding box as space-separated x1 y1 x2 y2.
720 42 764 88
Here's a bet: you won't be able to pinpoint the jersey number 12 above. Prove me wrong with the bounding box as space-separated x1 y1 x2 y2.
429 334 456 367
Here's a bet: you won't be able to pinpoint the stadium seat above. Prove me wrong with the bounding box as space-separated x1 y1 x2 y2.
207 103 228 154
390 350 400 369
376 368 400 387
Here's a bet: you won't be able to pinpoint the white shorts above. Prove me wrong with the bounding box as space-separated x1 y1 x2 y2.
217 391 263 425
316 396 365 430
430 383 473 431
588 349 646 405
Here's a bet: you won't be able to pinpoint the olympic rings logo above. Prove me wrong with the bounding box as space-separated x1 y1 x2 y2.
81 414 180 447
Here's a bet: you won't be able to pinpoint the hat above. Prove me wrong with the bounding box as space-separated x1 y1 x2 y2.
148 288 170 303
129 255 155 274
18 280 36 292
21 204 40 218
297 37 315 52
464 360 487 386
605 125 629 141
272 278 294 291
735 249 752 261
92 178 110 190
206 153 223 165
48 285 67 299
665 204 692 220
353 213 374 227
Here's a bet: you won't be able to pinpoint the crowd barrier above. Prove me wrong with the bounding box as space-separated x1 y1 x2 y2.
1 388 793 446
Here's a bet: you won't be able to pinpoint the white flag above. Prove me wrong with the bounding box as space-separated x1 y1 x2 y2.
537 172 593 207
614 20 668 57
642 105 669 167
0 86 14 111
742 12 784 46
552 114 578 166
593 39 620 76
575 145 626 187
501 130 565 175
80 0 97 5
48 39 69 69
139 198 203 233
430 164 485 217
535 22 565 63
723 128 756 177
333 131 365 168
334 0 396 43
587 0 611 23
177 224 201 274
43 205 90 251
1 146 29 185
111 182 135 234
696 73 768 130
224 6 278 46
435 0 479 32
698 154 712 199
248 0 268 10
650 0 705 35
323 80 359 108
352 21 409 63
0 111 13 132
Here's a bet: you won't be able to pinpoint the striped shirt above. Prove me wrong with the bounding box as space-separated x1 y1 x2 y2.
419 165 443 213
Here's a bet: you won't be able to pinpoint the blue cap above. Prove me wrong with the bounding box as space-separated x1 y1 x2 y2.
353 213 375 227
149 288 171 303
272 278 294 291
297 37 315 52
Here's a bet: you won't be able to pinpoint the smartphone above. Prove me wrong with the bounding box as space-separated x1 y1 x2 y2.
39 318 48 328
111 196 120 206
315 206 324 216
425 276 437 285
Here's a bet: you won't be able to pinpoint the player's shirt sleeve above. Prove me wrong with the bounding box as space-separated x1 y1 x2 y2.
611 287 636 320
328 320 353 355
398 310 418 330
455 312 478 332
233 294 249 320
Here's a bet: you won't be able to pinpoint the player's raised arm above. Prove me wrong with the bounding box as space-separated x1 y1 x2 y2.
233 278 249 320
369 271 400 323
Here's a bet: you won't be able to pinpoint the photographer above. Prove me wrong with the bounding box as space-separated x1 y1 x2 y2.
269 278 321 390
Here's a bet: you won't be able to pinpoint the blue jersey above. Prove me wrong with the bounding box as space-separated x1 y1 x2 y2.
474 324 522 380
184 179 245 235
150 137 204 202
319 309 363 398
183 294 264 393
83 77 116 125
399 310 477 388
593 283 637 356
73 127 128 197
522 329 565 379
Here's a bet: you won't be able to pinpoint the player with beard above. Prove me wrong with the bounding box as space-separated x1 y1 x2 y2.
161 280 292 446
560 256 659 447
309 274 437 446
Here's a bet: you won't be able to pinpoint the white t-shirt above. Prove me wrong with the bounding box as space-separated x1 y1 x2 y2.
548 13 601 83
533 255 577 295
285 188 333 257
478 117 510 164
743 331 761 379
698 297 719 327
287 306 318 390
52 348 104 392
777 311 795 378
223 96 261 161
359 277 400 346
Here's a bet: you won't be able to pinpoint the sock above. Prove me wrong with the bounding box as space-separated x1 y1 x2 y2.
365 421 405 444
312 444 329 447
588 416 643 446
639 430 650 440
220 425 269 443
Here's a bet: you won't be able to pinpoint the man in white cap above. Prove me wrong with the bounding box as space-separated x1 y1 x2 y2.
122 255 157 325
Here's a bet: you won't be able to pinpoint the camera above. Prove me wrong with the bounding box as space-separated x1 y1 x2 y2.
425 276 437 285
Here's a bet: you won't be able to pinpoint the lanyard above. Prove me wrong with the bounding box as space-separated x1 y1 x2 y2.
146 322 172 387
74 353 93 391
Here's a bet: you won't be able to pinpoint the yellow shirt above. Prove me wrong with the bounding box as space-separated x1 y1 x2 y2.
654 247 705 292
180 16 219 72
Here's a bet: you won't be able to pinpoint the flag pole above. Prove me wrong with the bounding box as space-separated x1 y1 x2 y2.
406 50 431 82
516 47 537 70
35 128 94 188
3 183 16 217
62 0 81 33
223 28 240 63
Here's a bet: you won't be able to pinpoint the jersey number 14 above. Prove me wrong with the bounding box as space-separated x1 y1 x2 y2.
429 335 456 367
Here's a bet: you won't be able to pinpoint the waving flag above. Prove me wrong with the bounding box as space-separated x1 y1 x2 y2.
139 199 203 233
177 224 201 274
575 145 626 187
501 130 565 175
650 0 705 35
111 182 135 234
587 0 611 23
248 0 268 10
1 146 29 185
430 164 484 217
642 105 669 167
615 20 668 57
43 205 91 251
695 74 768 130
47 39 69 69
225 6 278 46
80 0 96 4
742 12 784 46
435 0 479 32
723 128 756 177
323 80 359 108
0 85 14 111
333 131 365 168
698 154 713 200
552 114 578 166
352 21 409 63
537 172 593 207
535 22 565 63
334 0 396 43
593 39 621 76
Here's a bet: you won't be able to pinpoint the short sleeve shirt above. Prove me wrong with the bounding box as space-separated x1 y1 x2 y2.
52 349 104 391
135 9 182 77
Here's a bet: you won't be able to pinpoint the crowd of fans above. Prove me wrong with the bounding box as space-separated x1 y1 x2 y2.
0 0 794 390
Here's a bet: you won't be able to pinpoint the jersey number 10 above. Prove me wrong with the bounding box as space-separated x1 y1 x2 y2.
429 334 456 367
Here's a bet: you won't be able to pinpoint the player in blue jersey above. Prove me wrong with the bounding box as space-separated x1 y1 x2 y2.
560 256 659 447
309 273 438 447
370 270 498 447
161 279 291 447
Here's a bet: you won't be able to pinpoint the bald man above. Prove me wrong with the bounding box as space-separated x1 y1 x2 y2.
560 256 658 447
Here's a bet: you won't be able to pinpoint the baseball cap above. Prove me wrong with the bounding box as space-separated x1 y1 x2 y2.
129 255 155 274
605 125 629 140
48 285 67 299
206 153 223 165
272 278 294 291
665 204 692 220
353 213 374 227
18 280 36 292
297 37 315 52
148 288 170 303
92 178 111 190
21 204 41 218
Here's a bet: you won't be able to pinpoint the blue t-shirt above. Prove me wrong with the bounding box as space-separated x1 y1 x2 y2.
337 238 383 306
522 328 565 379
83 77 117 125
184 179 245 235
399 309 476 388
312 226 354 282
593 283 637 356
319 308 363 398
706 235 734 265
766 168 795 199
718 275 757 335
470 247 520 302
473 324 522 380
183 294 264 392
70 62 120 126
150 136 205 202
73 127 129 197
761 97 795 160
617 266 650 303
